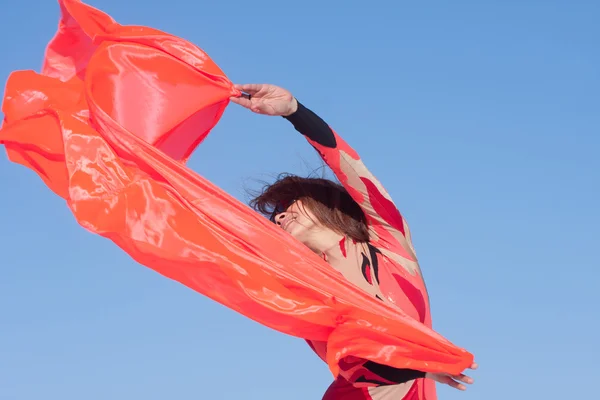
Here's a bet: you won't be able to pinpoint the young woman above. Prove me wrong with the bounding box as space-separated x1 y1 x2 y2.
231 84 476 400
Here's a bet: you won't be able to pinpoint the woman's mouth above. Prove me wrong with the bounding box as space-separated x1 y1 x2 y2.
282 217 295 231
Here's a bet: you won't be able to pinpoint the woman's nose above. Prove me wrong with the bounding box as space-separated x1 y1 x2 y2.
274 212 287 225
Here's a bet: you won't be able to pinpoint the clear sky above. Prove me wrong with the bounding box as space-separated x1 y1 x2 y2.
1 1 598 399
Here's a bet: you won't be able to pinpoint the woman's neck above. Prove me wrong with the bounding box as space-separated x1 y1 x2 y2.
307 231 351 266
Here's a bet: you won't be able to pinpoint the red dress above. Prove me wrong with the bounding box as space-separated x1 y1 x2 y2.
285 103 436 400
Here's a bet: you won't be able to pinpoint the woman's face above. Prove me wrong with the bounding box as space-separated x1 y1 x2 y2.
273 199 322 245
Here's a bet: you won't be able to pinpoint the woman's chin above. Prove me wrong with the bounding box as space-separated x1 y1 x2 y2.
286 224 307 242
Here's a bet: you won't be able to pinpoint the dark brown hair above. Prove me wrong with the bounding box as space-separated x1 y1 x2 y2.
249 173 369 242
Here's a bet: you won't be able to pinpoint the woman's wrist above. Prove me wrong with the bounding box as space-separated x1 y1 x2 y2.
282 97 299 117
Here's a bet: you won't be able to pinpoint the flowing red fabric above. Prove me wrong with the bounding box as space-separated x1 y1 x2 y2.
0 0 473 381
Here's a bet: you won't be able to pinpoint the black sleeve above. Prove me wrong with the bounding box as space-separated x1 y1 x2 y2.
283 101 337 148
363 361 427 384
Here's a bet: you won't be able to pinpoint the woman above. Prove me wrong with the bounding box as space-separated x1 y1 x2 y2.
231 84 476 400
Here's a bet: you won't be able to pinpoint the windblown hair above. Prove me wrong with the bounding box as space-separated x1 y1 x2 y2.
250 173 369 242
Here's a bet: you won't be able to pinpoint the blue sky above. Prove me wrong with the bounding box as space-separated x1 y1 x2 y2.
1 1 598 399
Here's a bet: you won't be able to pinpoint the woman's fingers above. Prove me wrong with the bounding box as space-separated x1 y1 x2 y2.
230 96 251 107
234 83 263 95
439 375 467 391
455 373 474 385
451 381 468 391
448 371 475 391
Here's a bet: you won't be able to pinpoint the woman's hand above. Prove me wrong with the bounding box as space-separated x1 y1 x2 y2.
230 83 298 116
425 362 478 391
